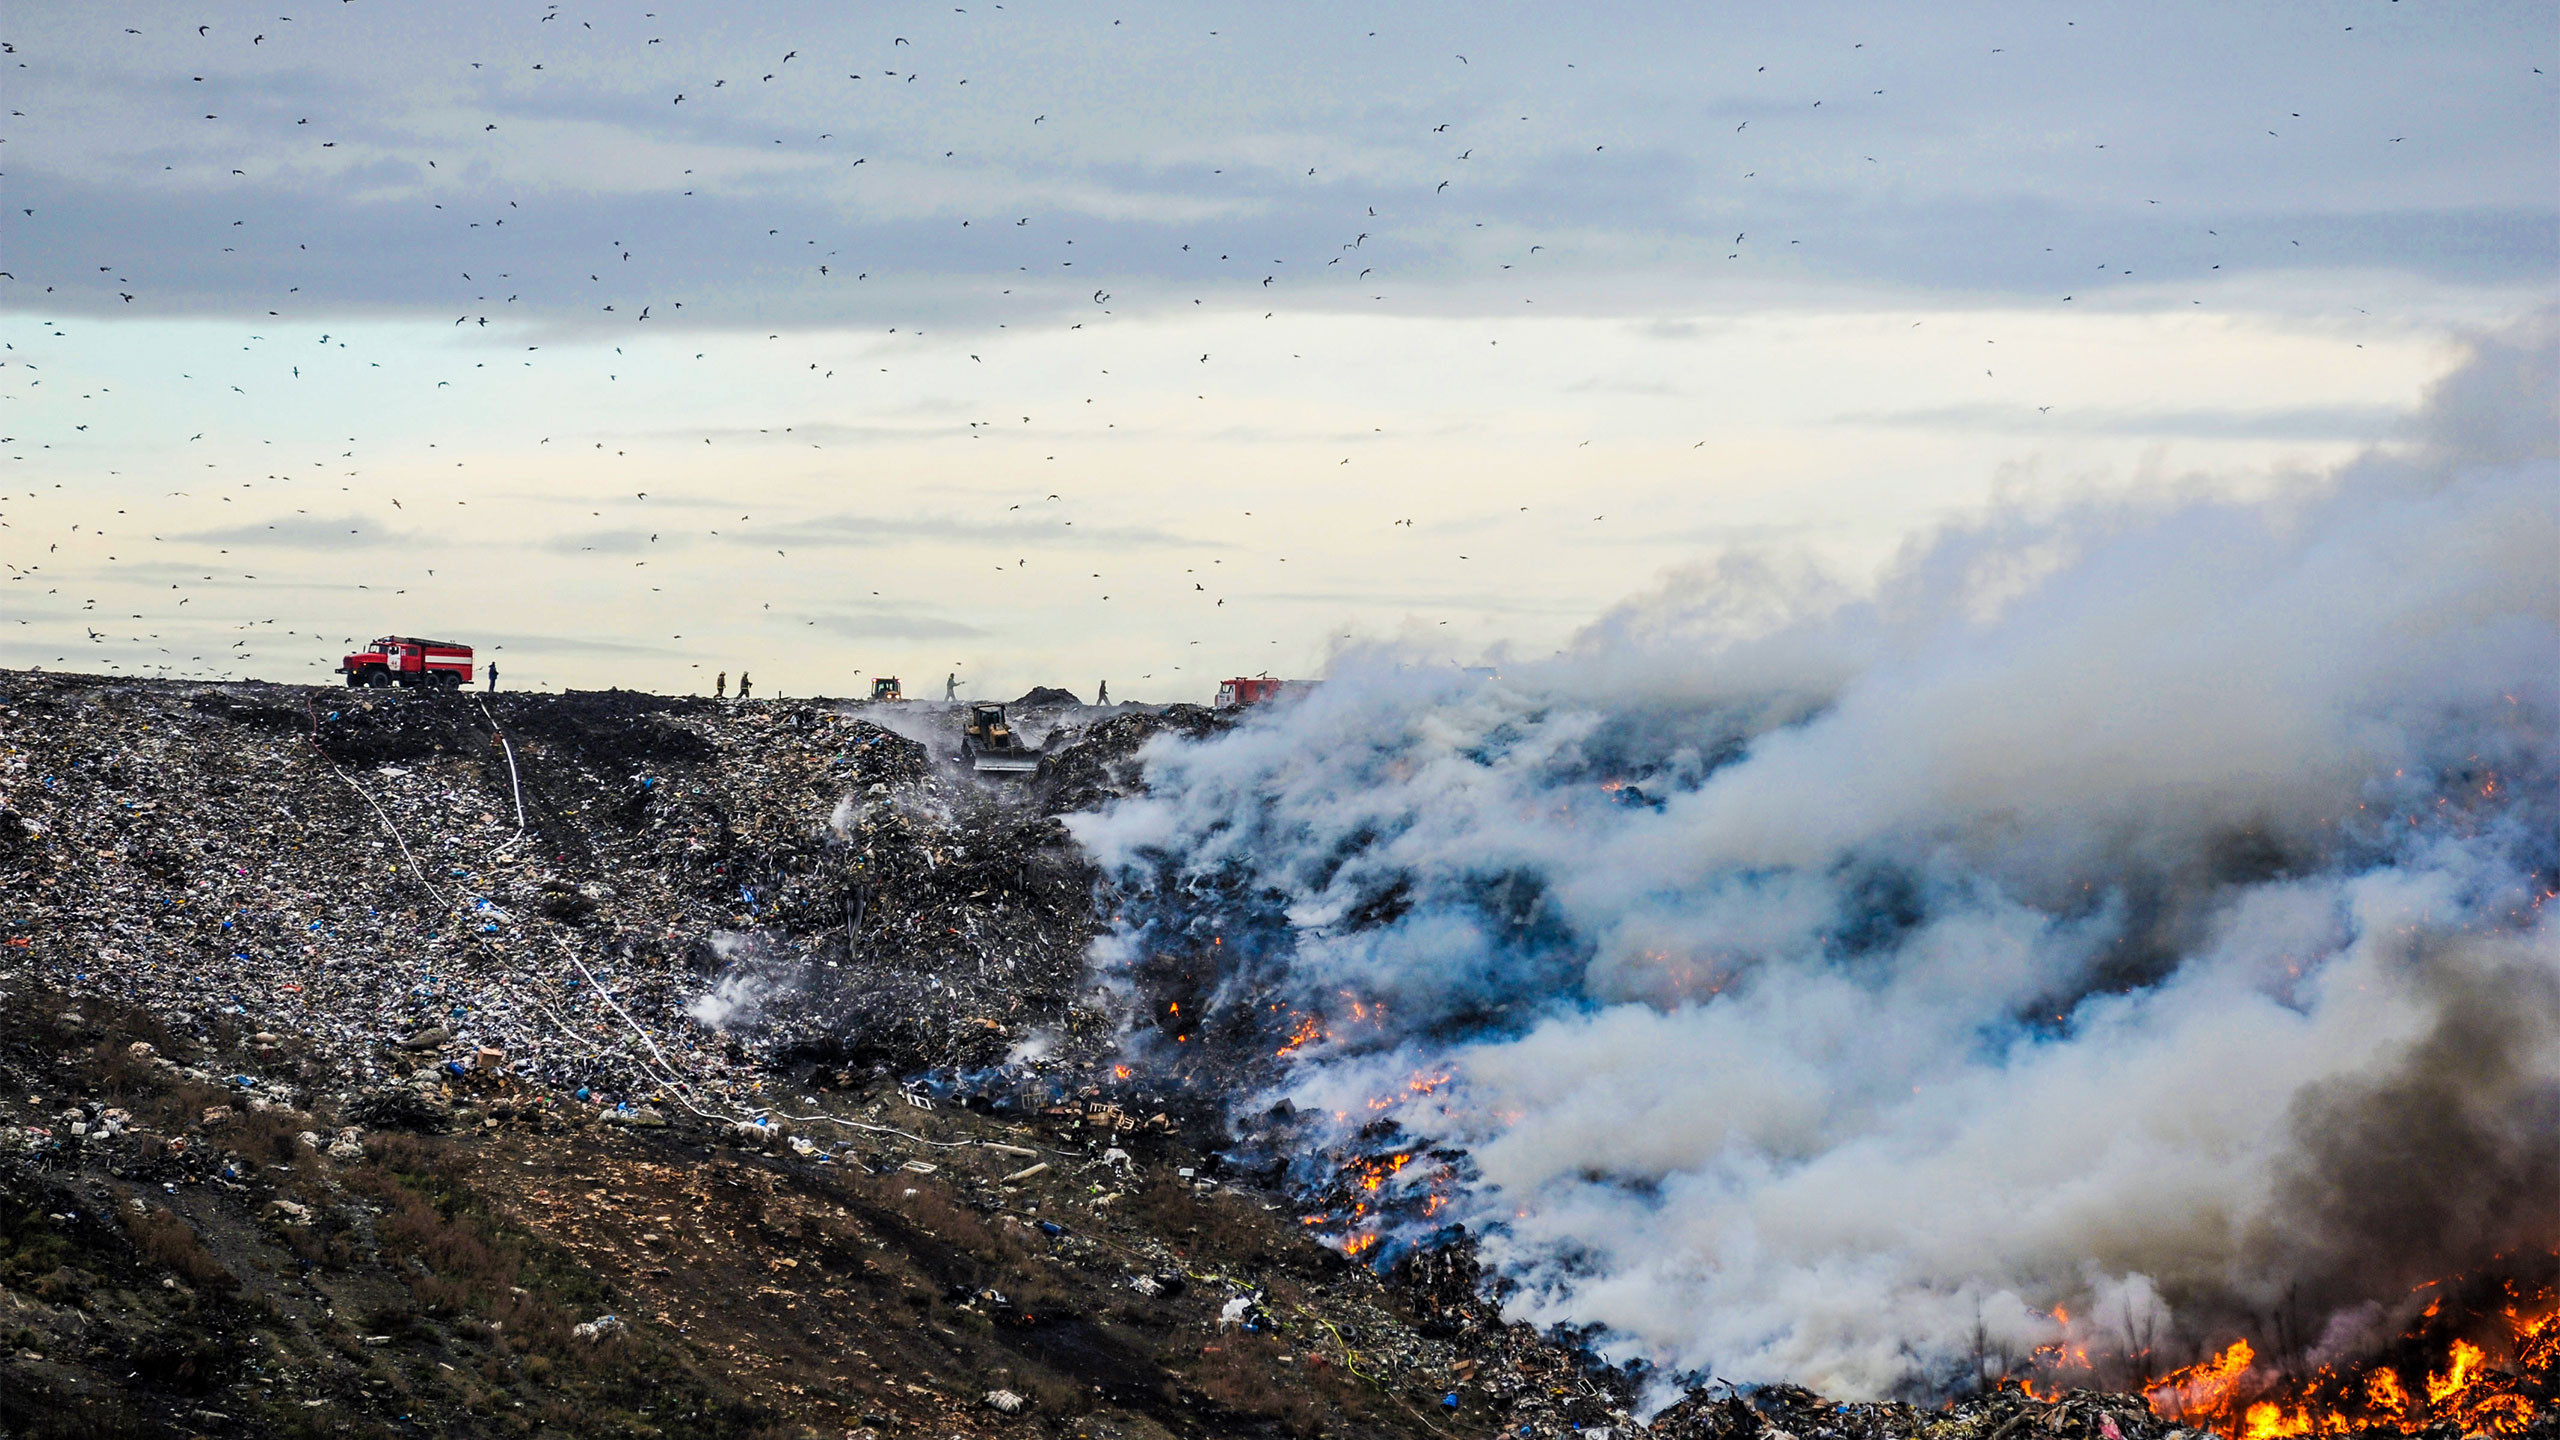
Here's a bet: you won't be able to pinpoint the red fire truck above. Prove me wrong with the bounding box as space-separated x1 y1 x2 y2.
1214 676 1311 709
341 636 475 688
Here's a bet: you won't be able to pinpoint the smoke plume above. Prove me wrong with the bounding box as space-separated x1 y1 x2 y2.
1068 316 2560 1398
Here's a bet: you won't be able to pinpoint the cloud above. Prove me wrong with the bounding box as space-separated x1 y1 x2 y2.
1564 376 1687 397
474 631 684 657
525 511 1209 559
746 512 1214 551
9 4 2551 331
1837 401 2411 440
1244 586 1603 616
801 608 986 640
170 514 407 548
538 528 690 556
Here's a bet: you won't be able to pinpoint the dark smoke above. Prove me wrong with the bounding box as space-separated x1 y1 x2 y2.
2255 929 2560 1321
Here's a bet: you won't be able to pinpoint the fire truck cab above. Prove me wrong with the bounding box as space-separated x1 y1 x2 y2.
341 636 474 689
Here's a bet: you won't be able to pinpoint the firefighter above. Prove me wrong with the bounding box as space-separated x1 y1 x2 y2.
716 671 727 699
737 671 752 700
486 662 498 693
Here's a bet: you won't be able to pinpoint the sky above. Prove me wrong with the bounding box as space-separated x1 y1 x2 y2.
3 1 2553 701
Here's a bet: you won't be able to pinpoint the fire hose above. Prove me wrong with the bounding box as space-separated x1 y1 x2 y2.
304 696 1079 1160
473 696 527 836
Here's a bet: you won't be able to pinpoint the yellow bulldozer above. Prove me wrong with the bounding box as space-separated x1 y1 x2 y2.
959 702 1040 774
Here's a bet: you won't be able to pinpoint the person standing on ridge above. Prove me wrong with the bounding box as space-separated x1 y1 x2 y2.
1097 680 1109 705
737 672 752 700
945 672 959 701
716 671 727 699
486 662 499 693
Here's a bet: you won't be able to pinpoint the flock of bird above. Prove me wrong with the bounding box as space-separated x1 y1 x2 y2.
0 6 2515 692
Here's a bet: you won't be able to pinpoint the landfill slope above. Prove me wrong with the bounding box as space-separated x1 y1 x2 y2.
4 674 1114 1098
5 670 2514 1440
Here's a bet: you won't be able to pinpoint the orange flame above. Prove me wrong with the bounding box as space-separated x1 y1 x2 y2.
2132 1279 2557 1440
2425 1339 2483 1407
2152 1339 2257 1421
2364 1367 2407 1421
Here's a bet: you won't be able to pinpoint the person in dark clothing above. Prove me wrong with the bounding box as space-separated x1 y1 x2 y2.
486 663 498 693
716 671 727 699
737 672 752 700
1097 680 1109 705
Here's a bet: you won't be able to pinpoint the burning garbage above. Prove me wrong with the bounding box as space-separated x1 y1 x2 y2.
1066 328 2560 1407
2124 1281 2560 1440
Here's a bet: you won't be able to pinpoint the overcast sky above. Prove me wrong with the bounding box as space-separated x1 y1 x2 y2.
4 1 2553 698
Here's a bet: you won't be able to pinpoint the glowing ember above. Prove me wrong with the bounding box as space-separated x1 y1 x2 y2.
1274 1011 1326 1058
1296 1147 1456 1261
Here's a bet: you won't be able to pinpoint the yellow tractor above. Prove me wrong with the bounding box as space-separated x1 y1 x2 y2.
870 677 903 702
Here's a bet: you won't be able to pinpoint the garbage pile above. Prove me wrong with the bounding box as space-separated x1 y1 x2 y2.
0 671 1168 1127
1643 1382 2195 1440
9 668 2529 1440
1033 702 1226 815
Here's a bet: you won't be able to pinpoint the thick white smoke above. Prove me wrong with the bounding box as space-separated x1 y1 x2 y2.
1068 316 2560 1398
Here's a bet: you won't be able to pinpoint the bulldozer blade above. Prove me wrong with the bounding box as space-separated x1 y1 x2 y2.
971 753 1040 775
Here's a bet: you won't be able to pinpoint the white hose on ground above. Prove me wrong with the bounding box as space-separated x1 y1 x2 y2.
306 712 450 910
473 697 527 835
309 701 1072 1156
